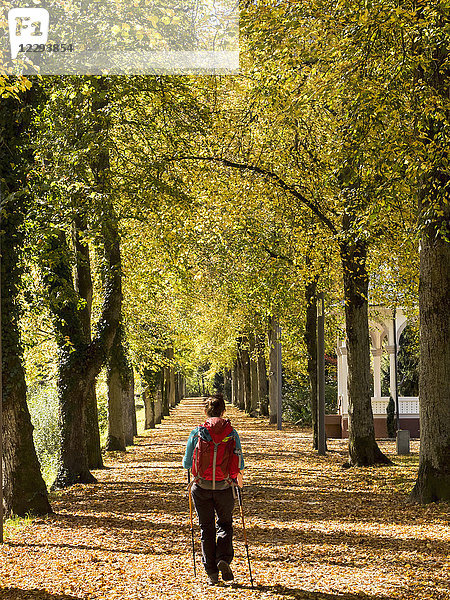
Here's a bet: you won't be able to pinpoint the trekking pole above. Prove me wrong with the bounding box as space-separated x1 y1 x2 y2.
187 470 197 577
237 486 254 589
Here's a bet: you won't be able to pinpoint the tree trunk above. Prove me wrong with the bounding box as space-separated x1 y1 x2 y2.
143 389 155 429
410 48 450 499
55 357 99 485
241 340 252 414
73 222 103 470
106 326 133 451
176 376 181 403
1 197 51 516
224 369 232 404
123 368 135 446
305 275 319 449
340 234 390 466
410 221 450 502
257 334 269 416
85 386 103 469
268 317 279 424
119 334 135 446
45 217 122 489
166 348 176 408
237 352 245 411
143 369 162 428
106 363 125 451
155 383 163 425
175 373 181 405
1 378 52 517
46 79 122 488
231 362 239 406
131 371 138 436
410 21 450 503
161 365 169 417
249 334 259 415
41 203 99 488
0 89 52 516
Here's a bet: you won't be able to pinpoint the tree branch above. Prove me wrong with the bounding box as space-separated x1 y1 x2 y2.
261 243 295 265
172 155 338 235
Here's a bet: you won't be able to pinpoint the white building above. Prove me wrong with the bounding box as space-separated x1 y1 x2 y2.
328 307 420 438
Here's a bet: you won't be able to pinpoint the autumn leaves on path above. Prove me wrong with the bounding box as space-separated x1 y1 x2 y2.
1 398 449 600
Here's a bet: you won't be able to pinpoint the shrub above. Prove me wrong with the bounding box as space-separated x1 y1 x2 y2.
283 373 338 425
96 370 109 446
283 376 311 425
386 395 396 438
28 376 111 486
27 384 60 487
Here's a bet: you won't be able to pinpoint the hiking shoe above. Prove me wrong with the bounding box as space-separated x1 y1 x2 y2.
206 573 219 585
217 560 234 581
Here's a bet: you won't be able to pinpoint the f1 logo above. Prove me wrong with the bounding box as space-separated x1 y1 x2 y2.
8 8 50 59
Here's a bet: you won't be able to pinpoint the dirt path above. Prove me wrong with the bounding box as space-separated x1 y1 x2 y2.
1 398 449 600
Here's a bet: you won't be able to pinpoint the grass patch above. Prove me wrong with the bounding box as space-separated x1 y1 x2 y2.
3 514 33 538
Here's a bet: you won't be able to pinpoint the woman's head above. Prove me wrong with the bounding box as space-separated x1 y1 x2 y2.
204 395 226 418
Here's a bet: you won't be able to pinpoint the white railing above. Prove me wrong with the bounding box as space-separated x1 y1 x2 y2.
371 396 419 416
339 396 420 416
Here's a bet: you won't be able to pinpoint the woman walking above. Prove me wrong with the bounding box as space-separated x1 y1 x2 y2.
183 396 244 585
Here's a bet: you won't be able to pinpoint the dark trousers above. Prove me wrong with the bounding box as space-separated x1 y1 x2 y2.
191 483 235 575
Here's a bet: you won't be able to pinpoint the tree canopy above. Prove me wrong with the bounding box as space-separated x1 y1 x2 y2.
1 0 449 514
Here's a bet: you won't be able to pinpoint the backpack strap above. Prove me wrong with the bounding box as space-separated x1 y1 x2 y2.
212 443 219 490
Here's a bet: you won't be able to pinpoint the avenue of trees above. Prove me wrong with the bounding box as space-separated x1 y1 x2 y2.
0 0 449 516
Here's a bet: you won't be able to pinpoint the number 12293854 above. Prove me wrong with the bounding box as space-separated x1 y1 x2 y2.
18 43 74 52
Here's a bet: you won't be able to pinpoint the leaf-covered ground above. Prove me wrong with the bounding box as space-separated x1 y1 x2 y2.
1 398 449 600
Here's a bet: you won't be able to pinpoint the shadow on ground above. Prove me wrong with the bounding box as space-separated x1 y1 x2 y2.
0 589 80 600
231 583 394 600
2 398 447 600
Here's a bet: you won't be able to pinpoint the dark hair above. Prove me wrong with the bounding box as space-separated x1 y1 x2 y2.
204 395 226 418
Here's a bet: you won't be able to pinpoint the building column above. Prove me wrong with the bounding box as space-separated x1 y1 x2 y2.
337 339 348 415
337 348 343 405
342 348 348 414
386 346 396 398
372 348 383 398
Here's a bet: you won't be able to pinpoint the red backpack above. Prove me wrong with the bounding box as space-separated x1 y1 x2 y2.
192 417 240 488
